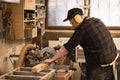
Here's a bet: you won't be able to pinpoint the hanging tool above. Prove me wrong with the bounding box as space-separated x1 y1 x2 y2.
0 9 3 39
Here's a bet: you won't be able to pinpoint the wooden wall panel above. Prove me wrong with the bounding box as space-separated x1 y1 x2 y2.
42 29 120 48
0 42 25 75
42 30 73 47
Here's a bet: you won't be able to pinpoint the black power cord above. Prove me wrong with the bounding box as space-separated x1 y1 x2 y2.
9 53 19 66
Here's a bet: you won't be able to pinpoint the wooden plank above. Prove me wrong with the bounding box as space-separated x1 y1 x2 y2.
0 67 56 80
40 69 56 80
20 67 31 71
13 71 45 76
0 68 20 79
5 75 41 80
32 63 49 73
110 30 120 37
50 70 74 80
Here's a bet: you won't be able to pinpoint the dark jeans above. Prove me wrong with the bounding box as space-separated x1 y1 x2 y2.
80 63 120 80
79 64 111 80
80 65 114 80
117 64 120 80
87 66 114 80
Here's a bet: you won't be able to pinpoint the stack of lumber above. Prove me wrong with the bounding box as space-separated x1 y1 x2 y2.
0 64 55 80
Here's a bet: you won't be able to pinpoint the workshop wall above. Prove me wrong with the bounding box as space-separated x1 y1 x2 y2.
43 30 120 47
0 41 25 75
43 30 73 47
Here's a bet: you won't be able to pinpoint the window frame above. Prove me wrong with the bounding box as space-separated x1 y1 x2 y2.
46 0 120 30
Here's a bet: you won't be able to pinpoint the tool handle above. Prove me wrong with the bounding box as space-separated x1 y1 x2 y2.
69 68 77 71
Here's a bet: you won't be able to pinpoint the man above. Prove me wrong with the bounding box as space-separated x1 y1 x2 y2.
44 8 119 80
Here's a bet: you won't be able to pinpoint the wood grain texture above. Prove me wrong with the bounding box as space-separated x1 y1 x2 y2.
32 63 49 73
0 67 56 80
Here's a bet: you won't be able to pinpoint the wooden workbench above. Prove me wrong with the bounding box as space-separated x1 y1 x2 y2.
50 70 74 80
0 67 56 80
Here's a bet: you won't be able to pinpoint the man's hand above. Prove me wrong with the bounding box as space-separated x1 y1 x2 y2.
43 59 53 65
43 46 68 65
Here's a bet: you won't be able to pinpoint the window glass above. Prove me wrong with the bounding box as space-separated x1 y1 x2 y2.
90 0 120 26
48 0 84 26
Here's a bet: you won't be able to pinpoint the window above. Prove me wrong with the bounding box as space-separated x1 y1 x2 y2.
90 0 120 28
47 0 84 27
47 0 120 29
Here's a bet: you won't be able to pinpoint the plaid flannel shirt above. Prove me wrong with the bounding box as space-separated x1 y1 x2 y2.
64 17 117 67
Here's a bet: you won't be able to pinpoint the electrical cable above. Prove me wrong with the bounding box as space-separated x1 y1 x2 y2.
9 56 14 66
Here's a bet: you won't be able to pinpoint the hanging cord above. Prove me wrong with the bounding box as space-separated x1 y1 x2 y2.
1 3 16 43
9 55 14 66
0 9 4 39
1 3 7 40
9 53 20 66
4 8 16 43
0 3 5 42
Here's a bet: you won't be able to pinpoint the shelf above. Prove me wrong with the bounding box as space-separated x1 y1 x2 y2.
24 20 36 23
35 3 45 6
36 16 45 19
7 0 46 40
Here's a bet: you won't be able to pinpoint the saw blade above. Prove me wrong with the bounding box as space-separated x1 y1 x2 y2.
39 47 56 59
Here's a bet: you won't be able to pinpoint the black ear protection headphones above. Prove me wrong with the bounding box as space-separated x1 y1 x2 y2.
72 12 82 24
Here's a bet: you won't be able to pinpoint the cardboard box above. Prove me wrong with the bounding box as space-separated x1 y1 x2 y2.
24 0 35 10
25 27 37 38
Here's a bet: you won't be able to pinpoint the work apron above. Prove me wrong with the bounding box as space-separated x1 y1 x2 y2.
101 53 119 80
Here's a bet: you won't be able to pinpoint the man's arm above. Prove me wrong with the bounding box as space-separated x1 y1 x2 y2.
43 46 68 64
